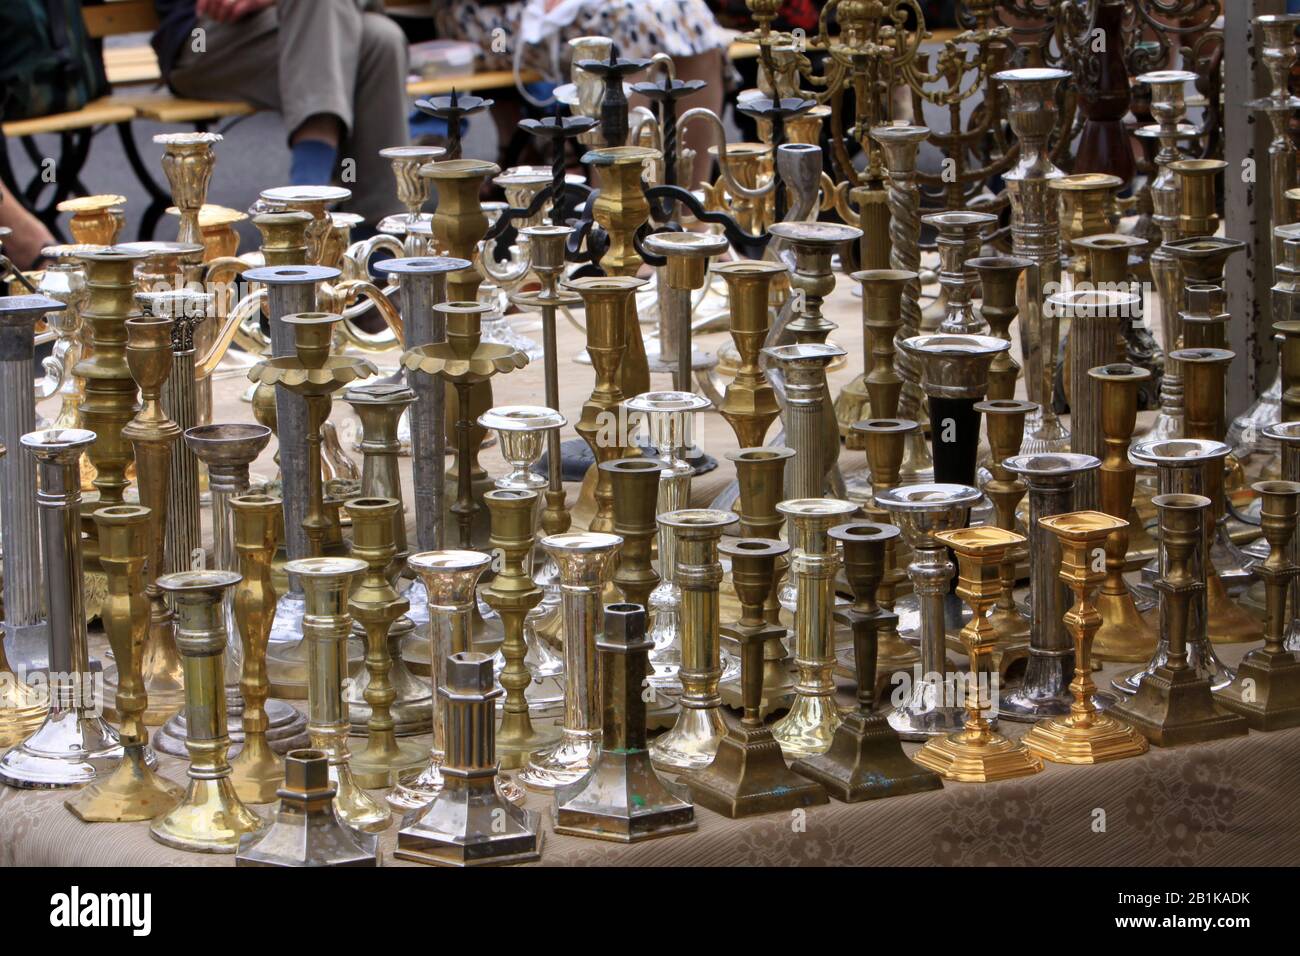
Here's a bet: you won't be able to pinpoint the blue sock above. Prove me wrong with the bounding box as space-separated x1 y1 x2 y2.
289 139 338 186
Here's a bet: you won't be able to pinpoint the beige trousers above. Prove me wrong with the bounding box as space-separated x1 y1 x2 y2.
169 0 410 223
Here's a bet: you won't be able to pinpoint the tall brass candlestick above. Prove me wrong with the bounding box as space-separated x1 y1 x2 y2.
1022 512 1149 763
643 231 728 391
968 257 1031 401
715 260 787 448
557 603 699 839
603 457 662 610
924 211 997 335
1215 480 1300 729
918 526 1043 783
1089 364 1158 662
151 570 267 853
762 343 846 507
838 266 911 439
66 505 183 821
650 509 739 771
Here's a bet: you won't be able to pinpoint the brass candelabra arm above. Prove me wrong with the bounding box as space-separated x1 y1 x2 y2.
329 279 404 351
344 234 405 279
197 288 267 378
477 237 533 290
677 109 777 202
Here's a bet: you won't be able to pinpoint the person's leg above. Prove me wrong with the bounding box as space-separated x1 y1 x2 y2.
167 9 284 112
343 10 411 222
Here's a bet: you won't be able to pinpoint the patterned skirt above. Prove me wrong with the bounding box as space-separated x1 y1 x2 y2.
434 0 729 74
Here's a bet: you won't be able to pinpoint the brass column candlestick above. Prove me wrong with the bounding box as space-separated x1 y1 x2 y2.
1021 512 1149 763
917 525 1043 783
769 498 857 758
235 749 378 867
480 491 555 768
567 276 645 534
396 652 543 867
0 295 66 674
1246 13 1300 275
972 400 1035 667
520 531 622 791
557 603 699 839
968 257 1031 401
287 556 389 832
762 343 846 505
839 267 911 442
1074 234 1153 399
723 446 797 714
650 509 739 771
693 537 828 814
345 497 426 789
0 429 121 789
1264 423 1300 650
1090 364 1158 663
876 483 983 740
924 211 997 335
66 505 183 821
391 549 493 811
871 123 933 482
996 68 1071 453
151 569 268 852
603 458 662 610
1111 494 1248 746
0 441 46 746
999 453 1104 721
715 260 787 448
346 382 414 564
793 522 943 801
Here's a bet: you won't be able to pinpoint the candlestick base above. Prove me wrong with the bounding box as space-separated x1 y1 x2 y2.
0 677 48 748
64 745 183 821
0 710 123 789
555 746 698 840
1109 665 1248 747
229 736 284 805
790 712 941 802
395 788 542 867
151 698 309 758
519 728 600 791
349 736 428 790
650 704 728 772
912 728 1043 783
1021 711 1149 764
1213 649 1300 731
150 777 268 853
688 717 827 817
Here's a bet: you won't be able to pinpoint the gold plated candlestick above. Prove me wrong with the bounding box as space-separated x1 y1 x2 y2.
1090 364 1158 662
1051 172 1123 283
396 652 543 866
151 570 268 853
916 526 1043 783
285 556 389 832
66 505 183 821
650 509 739 771
58 195 126 245
1111 494 1248 746
792 522 943 801
1214 481 1300 729
236 749 378 867
969 257 1032 401
770 498 858 758
838 267 911 440
346 497 427 788
715 259 786 448
1021 511 1149 763
556 603 698 838
603 457 662 609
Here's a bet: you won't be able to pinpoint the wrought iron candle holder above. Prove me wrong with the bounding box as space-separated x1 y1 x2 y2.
0 429 121 790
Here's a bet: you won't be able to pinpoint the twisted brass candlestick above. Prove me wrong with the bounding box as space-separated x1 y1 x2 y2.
66 505 183 821
917 525 1043 783
1021 511 1149 764
968 257 1030 401
285 556 389 833
557 603 698 839
1090 364 1158 663
151 570 267 853
1111 494 1248 746
1214 481 1300 730
793 522 943 801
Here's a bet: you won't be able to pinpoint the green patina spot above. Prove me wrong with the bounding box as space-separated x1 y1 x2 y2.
631 794 646 807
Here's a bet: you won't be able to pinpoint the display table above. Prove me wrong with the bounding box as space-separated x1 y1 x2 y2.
5 276 1296 867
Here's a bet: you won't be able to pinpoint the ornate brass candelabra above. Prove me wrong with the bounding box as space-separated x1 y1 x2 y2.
918 526 1043 783
1021 511 1150 763
66 505 183 821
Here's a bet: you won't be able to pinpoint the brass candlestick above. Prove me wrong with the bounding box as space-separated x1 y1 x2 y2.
346 382 414 566
58 195 126 245
567 276 645 534
838 267 912 440
1021 512 1150 764
968 257 1031 401
151 570 268 853
792 523 943 801
346 497 427 788
66 505 183 821
971 401 1034 669
924 211 997 335
770 498 858 758
650 509 739 771
917 526 1043 783
0 429 121 790
1214 481 1300 729
286 556 389 833
395 652 543 867
1110 494 1248 746
603 457 662 609
236 749 378 867
692 537 828 814
391 549 493 811
1050 172 1123 284
557 603 699 839
480 491 556 769
762 343 846 507
1088 363 1158 663
715 259 786 448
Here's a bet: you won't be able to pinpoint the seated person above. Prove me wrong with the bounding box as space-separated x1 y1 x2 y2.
0 182 56 272
151 0 412 226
